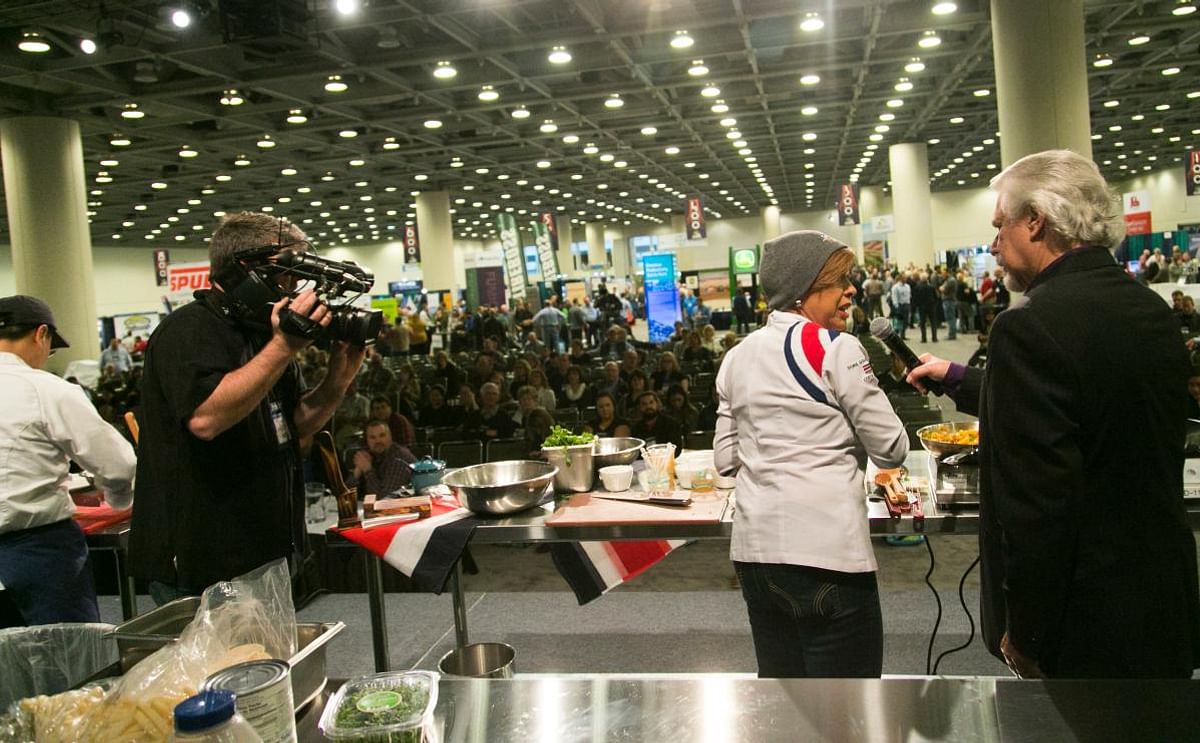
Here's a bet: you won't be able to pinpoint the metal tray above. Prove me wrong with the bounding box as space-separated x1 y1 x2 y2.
109 598 343 710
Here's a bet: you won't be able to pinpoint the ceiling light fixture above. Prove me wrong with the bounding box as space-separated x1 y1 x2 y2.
478 85 499 102
178 145 198 158
433 61 457 79
700 85 720 97
1162 67 1181 76
79 37 97 54
548 45 572 64
325 74 348 92
664 146 680 155
424 119 443 129
18 31 51 53
1093 54 1113 68
670 30 694 49
973 89 990 97
710 100 729 113
919 31 942 48
256 134 276 148
799 13 824 32
334 0 359 15
219 88 244 106
339 128 358 138
1174 0 1197 15
536 160 552 168
382 137 400 150
641 125 658 135
286 109 307 124
799 73 820 86
511 105 531 119
688 60 708 76
1128 33 1150 46
233 154 251 166
719 117 737 127
931 1 957 13
583 143 599 154
562 134 580 144
887 98 904 108
120 102 144 119
801 106 818 116
905 57 926 73
539 119 557 133
605 93 624 108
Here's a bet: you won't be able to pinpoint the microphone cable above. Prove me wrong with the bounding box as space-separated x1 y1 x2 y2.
933 554 982 675
923 535 943 676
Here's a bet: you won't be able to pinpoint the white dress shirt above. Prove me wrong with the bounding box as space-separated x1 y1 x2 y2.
0 352 136 536
714 312 907 573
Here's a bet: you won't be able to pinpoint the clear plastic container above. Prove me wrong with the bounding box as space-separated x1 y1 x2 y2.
318 671 438 742
171 689 263 742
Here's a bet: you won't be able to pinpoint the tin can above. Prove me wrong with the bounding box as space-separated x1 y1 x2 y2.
202 659 297 743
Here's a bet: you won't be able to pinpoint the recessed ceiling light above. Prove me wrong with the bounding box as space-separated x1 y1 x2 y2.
424 119 443 129
348 158 365 166
664 146 680 155
905 57 925 73
640 126 659 136
18 31 51 53
688 60 709 76
120 102 144 119
280 166 298 176
178 145 198 158
670 30 694 49
931 2 957 14
719 117 737 127
339 128 359 138
1104 99 1120 108
433 61 457 79
325 75 348 93
511 105 531 119
1174 0 1198 15
1155 103 1171 111
1093 54 1113 68
1162 67 1181 76
919 31 942 48
733 140 747 148
605 93 624 108
108 133 129 146
1128 34 1150 46
887 98 904 108
599 153 614 162
477 84 500 102
700 85 720 97
256 134 276 149
536 160 552 168
583 143 599 154
562 134 580 144
800 13 824 32
151 181 168 190
879 113 895 121
539 119 557 133
949 116 964 124
286 108 307 124
219 88 244 106
548 45 572 64
79 36 98 54
974 89 990 97
414 174 429 181
710 100 729 113
802 132 817 141
799 74 821 86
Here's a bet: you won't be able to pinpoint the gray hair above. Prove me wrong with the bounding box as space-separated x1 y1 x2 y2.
210 211 307 277
989 149 1124 250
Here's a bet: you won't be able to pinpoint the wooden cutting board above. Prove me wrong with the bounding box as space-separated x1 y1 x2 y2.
545 491 729 527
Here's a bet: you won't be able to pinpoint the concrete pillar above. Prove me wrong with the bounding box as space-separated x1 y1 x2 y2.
0 117 99 373
555 215 577 277
760 206 781 242
585 222 606 270
670 214 686 234
610 228 632 279
991 0 1091 166
888 142 935 269
415 191 455 293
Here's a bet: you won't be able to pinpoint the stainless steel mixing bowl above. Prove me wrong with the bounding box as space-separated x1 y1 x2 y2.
441 460 558 516
916 421 980 458
592 437 645 469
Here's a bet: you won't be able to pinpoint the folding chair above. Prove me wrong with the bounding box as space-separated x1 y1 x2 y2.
684 430 715 451
437 440 484 468
485 438 531 462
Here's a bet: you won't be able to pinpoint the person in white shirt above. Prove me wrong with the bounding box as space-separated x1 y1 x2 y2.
100 337 133 373
715 232 908 678
0 295 136 627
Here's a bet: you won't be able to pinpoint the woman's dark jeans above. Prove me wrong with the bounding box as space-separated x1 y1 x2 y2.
734 561 883 678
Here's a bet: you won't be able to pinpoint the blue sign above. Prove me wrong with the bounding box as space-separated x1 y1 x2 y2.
642 253 679 344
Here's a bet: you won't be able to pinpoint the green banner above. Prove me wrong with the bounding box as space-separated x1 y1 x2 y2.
496 213 527 301
532 213 560 283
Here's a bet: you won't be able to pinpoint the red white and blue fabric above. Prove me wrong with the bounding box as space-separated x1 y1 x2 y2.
783 320 840 407
551 539 688 605
336 502 481 592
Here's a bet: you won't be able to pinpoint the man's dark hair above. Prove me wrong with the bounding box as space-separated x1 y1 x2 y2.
364 418 390 434
370 396 392 407
209 211 306 278
0 324 37 343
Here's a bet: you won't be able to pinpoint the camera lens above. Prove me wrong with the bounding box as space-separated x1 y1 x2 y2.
326 306 383 346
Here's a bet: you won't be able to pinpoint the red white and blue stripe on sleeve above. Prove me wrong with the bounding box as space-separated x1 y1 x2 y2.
783 320 840 407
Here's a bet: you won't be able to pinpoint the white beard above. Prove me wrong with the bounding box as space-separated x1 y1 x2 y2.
1003 272 1026 293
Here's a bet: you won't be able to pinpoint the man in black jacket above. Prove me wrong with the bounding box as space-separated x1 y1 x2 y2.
909 150 1199 679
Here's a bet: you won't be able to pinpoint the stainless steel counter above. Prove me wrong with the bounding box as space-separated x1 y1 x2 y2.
298 675 1200 742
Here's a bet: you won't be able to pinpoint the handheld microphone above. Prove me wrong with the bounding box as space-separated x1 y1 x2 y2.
869 317 943 395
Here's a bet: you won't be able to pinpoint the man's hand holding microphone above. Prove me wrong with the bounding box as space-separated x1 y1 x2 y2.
868 317 950 395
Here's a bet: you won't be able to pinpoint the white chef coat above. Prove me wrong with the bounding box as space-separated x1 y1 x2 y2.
714 312 907 573
0 352 136 536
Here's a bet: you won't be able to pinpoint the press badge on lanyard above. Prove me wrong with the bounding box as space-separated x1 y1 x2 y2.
269 400 292 446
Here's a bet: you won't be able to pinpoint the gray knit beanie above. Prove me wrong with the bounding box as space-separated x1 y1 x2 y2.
760 230 848 310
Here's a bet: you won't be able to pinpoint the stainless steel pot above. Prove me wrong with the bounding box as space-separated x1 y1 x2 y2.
541 443 596 492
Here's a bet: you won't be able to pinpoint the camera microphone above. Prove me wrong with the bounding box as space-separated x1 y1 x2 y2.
869 317 943 396
275 250 373 294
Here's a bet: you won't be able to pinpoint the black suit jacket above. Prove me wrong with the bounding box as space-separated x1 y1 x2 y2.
953 247 1199 678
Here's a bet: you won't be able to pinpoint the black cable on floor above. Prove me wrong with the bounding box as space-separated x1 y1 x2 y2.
932 554 982 675
923 535 942 676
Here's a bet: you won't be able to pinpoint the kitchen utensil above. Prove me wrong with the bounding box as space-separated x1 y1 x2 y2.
641 443 676 497
592 437 645 469
316 431 359 528
410 456 447 492
441 460 558 516
916 421 980 459
546 492 726 526
598 465 634 491
542 443 595 492
941 448 978 466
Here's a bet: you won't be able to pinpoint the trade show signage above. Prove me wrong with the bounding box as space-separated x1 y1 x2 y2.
153 249 170 286
837 184 860 226
167 261 210 301
532 213 560 281
466 266 506 309
1123 190 1152 236
1187 151 1200 197
686 196 706 240
642 252 680 344
403 223 421 264
730 247 758 273
496 213 527 301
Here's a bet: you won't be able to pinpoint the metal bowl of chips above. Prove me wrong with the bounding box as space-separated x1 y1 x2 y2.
916 421 980 459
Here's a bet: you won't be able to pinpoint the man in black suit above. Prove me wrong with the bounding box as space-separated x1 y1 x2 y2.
909 149 1199 679
732 290 755 335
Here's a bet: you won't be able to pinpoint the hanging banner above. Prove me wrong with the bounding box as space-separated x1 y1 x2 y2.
153 249 170 286
685 196 706 240
1123 190 1152 236
642 252 680 344
496 213 527 301
837 184 860 226
403 223 421 264
166 261 211 302
466 266 507 309
532 213 560 281
1187 151 1200 197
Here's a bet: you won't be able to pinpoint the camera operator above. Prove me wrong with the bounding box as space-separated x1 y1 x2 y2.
131 212 367 604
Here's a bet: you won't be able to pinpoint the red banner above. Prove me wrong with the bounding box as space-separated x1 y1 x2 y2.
686 196 706 240
404 223 421 264
837 184 860 226
1188 151 1200 197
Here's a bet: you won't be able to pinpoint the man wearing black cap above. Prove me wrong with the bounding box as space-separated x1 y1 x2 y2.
0 295 137 627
